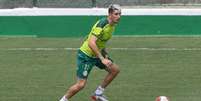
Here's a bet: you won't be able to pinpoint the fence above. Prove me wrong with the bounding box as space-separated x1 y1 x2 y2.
1 0 201 8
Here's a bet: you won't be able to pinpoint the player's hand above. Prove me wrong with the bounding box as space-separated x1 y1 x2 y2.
101 58 112 67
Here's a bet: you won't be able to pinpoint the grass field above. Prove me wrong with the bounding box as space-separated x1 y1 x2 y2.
0 36 201 101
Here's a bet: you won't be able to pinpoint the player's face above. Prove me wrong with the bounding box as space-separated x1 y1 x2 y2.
110 10 121 23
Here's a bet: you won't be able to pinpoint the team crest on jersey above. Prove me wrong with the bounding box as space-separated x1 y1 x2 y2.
83 71 88 77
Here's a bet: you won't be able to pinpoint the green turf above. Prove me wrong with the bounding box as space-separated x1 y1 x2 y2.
0 36 201 101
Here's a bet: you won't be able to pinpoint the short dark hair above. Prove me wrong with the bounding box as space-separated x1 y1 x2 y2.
108 4 121 14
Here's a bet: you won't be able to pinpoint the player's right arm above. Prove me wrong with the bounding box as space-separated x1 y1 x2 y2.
88 35 112 67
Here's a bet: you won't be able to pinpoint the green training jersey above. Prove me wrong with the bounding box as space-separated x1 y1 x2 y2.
80 17 115 57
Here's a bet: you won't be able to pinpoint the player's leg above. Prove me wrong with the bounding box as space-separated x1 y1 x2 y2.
100 63 120 88
60 50 94 101
94 63 120 94
92 59 120 101
60 79 87 101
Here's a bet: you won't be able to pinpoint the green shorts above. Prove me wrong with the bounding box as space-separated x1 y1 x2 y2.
76 50 113 79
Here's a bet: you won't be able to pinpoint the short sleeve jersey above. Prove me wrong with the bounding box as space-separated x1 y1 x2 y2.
80 17 115 57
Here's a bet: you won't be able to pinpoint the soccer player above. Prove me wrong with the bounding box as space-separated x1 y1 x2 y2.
59 4 121 101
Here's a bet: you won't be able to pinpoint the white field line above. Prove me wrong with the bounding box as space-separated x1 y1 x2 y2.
1 47 201 51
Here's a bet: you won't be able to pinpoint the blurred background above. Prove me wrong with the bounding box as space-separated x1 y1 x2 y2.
0 0 201 9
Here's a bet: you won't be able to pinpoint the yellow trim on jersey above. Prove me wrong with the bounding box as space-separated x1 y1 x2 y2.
92 27 102 36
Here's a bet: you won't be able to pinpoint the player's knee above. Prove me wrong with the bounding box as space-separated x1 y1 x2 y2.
111 65 120 75
114 67 120 74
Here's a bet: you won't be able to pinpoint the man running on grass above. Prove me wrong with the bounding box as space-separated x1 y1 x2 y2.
60 4 121 101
